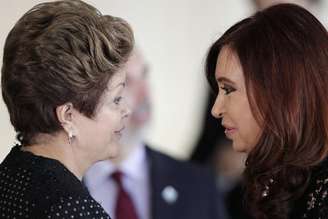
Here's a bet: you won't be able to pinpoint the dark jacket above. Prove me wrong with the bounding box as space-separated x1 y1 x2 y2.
146 146 227 219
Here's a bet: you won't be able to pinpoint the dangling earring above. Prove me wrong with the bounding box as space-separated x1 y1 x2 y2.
68 132 75 145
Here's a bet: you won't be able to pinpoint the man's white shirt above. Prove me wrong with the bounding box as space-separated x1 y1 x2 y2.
84 143 150 219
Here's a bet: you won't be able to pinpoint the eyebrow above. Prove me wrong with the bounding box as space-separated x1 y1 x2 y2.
216 76 236 86
114 82 126 88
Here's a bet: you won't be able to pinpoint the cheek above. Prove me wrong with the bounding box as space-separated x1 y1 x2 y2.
93 110 118 130
231 97 261 146
244 118 261 144
239 108 262 148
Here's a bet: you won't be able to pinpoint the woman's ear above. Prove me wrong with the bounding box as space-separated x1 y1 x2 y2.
56 103 76 137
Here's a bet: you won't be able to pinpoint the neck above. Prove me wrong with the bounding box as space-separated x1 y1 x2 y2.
111 129 145 165
22 134 91 181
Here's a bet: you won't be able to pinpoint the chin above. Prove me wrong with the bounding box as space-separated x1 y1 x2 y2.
106 145 121 159
96 152 116 162
93 148 117 162
232 142 249 153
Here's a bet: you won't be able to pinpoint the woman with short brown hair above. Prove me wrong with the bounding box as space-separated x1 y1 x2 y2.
0 0 134 218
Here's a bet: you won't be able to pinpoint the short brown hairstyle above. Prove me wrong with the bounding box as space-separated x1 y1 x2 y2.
1 0 134 146
206 4 328 219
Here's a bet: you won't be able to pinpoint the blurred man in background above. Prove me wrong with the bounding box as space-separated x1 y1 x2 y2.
84 48 227 219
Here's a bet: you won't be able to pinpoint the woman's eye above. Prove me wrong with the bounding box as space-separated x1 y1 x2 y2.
114 97 123 105
220 85 236 95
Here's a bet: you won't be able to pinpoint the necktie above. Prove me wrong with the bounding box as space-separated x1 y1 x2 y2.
112 171 139 219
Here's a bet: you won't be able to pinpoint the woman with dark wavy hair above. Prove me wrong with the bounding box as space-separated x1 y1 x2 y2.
206 3 328 219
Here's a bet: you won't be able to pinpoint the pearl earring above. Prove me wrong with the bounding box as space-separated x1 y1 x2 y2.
68 132 74 145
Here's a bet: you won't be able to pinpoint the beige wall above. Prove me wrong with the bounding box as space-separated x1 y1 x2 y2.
0 0 326 161
0 1 49 160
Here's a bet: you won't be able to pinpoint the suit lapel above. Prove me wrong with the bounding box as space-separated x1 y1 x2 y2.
146 146 179 219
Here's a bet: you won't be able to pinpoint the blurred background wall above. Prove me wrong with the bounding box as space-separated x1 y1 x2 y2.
0 0 327 161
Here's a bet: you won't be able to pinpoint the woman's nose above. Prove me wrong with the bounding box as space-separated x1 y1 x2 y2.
121 101 131 119
211 94 224 119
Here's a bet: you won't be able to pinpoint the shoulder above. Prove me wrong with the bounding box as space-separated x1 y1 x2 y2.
0 154 110 218
29 172 109 218
39 195 110 218
294 159 328 218
146 146 220 199
146 146 227 219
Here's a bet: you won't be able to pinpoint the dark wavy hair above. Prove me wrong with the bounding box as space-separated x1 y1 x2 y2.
1 0 134 146
205 4 328 219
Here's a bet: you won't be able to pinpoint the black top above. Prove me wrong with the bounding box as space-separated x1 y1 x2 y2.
290 157 328 219
0 145 110 219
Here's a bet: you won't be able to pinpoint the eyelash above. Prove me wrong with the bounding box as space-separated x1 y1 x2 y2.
220 85 236 95
114 97 123 105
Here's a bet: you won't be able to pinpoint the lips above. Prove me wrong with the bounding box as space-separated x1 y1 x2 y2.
222 123 237 138
114 126 125 136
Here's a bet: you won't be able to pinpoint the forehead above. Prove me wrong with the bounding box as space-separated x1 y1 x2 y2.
107 70 126 91
215 46 244 82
